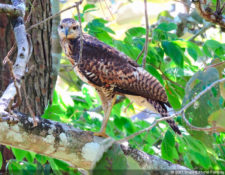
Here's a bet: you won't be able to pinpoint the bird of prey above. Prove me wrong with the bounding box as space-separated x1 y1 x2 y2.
58 18 181 137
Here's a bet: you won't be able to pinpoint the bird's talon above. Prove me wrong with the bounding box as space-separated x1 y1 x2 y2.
94 132 109 138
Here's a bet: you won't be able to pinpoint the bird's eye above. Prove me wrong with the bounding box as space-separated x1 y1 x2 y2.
60 25 63 29
72 26 78 30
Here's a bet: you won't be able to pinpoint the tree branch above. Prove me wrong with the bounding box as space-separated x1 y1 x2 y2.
192 0 225 28
0 111 191 171
0 0 32 116
27 0 83 32
189 22 212 41
142 0 149 68
0 3 23 17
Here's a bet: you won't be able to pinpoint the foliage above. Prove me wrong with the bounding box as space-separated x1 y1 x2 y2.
5 2 225 174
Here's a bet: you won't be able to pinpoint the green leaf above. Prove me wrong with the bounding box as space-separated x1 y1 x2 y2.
0 152 2 169
25 152 36 163
52 159 70 172
8 160 22 174
162 41 184 67
189 150 211 169
152 28 168 41
35 154 48 165
157 22 177 32
183 155 193 169
161 130 179 161
208 109 225 132
165 83 182 109
48 158 62 175
125 27 146 37
203 40 224 58
12 148 27 162
187 41 202 61
83 4 96 13
114 116 124 131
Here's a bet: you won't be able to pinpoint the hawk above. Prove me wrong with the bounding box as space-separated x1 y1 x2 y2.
58 18 181 137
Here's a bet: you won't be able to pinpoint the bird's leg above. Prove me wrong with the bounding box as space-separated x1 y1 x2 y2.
94 90 116 138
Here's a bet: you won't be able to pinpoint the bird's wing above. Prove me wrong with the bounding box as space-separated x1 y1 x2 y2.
73 34 168 102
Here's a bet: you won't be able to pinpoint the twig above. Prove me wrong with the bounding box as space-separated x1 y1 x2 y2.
142 0 149 68
161 71 185 89
3 43 16 64
2 0 37 65
181 112 217 132
192 0 225 28
136 47 145 62
25 0 37 24
103 0 114 20
4 57 22 110
189 22 212 41
0 0 32 115
117 77 225 143
123 101 133 113
76 2 83 65
98 0 106 18
27 0 83 32
204 60 225 71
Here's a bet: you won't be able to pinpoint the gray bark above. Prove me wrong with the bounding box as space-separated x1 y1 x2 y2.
0 111 191 172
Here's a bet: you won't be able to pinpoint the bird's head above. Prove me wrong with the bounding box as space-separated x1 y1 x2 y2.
58 18 80 40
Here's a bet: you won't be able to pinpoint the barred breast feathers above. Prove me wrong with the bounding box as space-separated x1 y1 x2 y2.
65 34 168 103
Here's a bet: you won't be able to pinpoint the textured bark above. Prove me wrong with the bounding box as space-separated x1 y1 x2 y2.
0 0 54 170
0 0 14 96
0 112 191 172
0 0 53 117
20 0 53 115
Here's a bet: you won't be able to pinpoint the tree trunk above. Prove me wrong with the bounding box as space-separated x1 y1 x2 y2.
0 0 54 170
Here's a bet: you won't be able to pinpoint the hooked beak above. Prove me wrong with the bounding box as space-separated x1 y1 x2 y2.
65 27 69 38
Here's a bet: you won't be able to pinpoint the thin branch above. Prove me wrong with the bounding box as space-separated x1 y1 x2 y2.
181 112 216 132
204 60 225 71
27 0 83 32
103 0 114 20
0 3 23 16
142 0 149 68
136 47 145 62
76 2 83 65
24 0 37 24
2 0 37 65
192 0 225 28
3 43 16 64
4 57 22 110
0 0 32 115
117 77 225 143
189 22 212 41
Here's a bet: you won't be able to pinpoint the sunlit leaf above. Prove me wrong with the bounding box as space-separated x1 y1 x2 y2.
162 41 184 67
0 152 2 169
208 109 225 132
83 4 96 13
157 22 177 32
161 130 179 161
12 148 27 162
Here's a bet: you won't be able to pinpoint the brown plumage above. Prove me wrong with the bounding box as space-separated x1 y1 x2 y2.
58 18 181 137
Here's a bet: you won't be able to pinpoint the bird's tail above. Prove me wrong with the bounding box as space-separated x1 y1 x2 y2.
147 98 181 135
